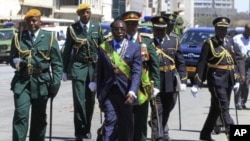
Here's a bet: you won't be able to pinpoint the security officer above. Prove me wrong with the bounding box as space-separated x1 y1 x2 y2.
62 3 103 141
10 9 63 141
150 15 187 141
191 17 245 141
121 11 160 141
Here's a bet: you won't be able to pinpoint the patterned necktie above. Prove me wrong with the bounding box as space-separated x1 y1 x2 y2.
130 36 133 42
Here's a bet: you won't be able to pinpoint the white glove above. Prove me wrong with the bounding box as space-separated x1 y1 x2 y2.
13 57 22 64
62 73 67 81
233 82 240 94
152 88 160 98
88 82 97 92
191 85 198 97
180 83 186 91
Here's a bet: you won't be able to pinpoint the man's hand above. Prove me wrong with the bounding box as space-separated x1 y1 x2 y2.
191 85 198 97
180 83 186 91
88 82 96 92
152 88 160 98
62 73 67 81
124 91 135 105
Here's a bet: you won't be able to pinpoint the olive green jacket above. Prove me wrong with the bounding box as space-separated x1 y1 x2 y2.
63 21 103 81
10 29 63 98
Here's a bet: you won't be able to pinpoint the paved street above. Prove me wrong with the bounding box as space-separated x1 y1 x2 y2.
0 64 250 141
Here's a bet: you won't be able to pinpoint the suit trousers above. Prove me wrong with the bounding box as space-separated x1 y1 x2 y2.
150 92 177 141
162 92 178 139
13 86 48 141
100 85 134 141
200 86 234 139
72 78 96 138
133 101 149 141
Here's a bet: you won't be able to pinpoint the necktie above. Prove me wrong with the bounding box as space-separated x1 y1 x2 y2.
83 25 87 34
31 33 35 42
159 38 163 44
130 36 133 41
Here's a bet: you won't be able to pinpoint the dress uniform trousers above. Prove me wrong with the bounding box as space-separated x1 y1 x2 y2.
200 86 234 139
13 84 48 141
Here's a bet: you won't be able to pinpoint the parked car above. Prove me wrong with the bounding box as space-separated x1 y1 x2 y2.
0 22 16 64
180 27 215 82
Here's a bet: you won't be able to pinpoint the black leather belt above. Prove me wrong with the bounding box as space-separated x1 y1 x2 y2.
25 68 50 75
75 56 96 63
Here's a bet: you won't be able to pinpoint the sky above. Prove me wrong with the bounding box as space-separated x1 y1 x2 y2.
234 0 249 13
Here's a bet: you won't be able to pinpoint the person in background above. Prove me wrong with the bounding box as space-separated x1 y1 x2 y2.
9 9 63 141
62 3 103 141
150 15 187 141
233 23 250 110
96 19 142 141
121 11 160 141
191 17 245 141
173 8 185 37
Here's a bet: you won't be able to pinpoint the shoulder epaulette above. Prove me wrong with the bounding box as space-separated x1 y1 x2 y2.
139 32 153 39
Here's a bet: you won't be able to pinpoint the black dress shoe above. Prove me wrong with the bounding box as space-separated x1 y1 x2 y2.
236 104 243 110
242 104 247 109
83 132 92 139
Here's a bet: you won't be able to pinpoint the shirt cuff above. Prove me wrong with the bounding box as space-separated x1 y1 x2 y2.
128 91 137 99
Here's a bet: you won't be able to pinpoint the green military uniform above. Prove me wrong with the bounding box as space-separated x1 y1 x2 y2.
132 32 160 141
62 20 103 138
173 15 184 36
10 29 63 141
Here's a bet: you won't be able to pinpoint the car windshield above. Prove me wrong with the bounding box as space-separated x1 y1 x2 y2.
0 30 14 41
180 30 215 45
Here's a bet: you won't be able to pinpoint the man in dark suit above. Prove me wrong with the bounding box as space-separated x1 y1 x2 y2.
62 3 103 141
121 11 160 141
97 19 142 141
10 9 63 141
191 17 245 141
150 15 187 141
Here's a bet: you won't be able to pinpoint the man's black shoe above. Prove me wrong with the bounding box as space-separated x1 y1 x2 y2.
83 132 92 139
242 104 247 109
200 137 215 141
236 104 243 110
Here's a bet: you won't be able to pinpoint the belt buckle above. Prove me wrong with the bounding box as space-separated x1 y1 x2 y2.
163 66 168 72
28 67 33 75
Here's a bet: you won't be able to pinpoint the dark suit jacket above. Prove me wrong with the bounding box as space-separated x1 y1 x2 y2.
193 35 245 88
63 20 103 81
97 39 142 104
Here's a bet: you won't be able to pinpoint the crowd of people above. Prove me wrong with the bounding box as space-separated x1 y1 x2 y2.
8 2 249 141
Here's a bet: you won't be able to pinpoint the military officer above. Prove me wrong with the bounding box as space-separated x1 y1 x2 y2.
10 9 63 141
62 3 103 141
161 13 187 141
191 17 245 141
150 15 187 141
121 11 160 141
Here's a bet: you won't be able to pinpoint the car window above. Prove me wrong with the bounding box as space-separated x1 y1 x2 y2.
180 30 214 45
0 30 14 40
101 23 111 36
